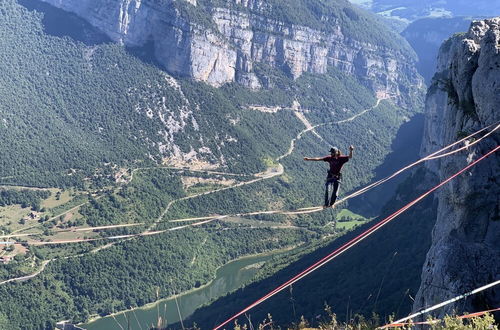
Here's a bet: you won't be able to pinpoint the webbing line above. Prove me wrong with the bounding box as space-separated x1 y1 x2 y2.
381 307 500 327
380 280 500 328
170 121 500 222
212 145 499 330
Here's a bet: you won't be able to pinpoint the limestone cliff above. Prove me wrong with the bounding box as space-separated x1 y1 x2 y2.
414 17 500 317
36 0 422 106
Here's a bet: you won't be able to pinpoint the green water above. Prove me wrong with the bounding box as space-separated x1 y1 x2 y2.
82 252 279 330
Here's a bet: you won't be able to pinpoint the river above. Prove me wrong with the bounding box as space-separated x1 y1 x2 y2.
82 251 283 330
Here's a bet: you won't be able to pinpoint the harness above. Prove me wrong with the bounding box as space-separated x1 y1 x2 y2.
326 171 342 181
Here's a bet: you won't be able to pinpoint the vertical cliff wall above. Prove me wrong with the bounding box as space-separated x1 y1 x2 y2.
36 0 423 106
414 17 500 317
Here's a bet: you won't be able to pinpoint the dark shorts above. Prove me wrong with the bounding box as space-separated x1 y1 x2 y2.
326 172 342 183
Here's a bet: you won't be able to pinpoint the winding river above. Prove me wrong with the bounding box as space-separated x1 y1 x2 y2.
82 251 284 330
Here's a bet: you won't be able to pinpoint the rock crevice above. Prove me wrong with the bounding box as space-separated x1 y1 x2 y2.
415 17 500 318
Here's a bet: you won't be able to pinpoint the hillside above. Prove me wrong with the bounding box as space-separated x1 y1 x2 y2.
355 0 500 22
402 17 472 83
37 0 421 107
0 0 426 328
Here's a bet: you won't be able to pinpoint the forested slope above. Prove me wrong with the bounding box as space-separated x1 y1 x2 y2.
184 169 439 328
0 0 426 328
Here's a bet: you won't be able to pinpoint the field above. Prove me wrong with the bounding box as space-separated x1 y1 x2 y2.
0 0 422 328
334 208 371 230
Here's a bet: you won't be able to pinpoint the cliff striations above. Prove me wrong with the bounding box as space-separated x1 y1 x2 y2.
415 17 500 318
36 0 422 106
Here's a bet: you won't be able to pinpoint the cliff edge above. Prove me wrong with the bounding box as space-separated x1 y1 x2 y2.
36 0 422 106
415 17 500 317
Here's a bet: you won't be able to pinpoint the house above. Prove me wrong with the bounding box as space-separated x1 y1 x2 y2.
0 255 12 264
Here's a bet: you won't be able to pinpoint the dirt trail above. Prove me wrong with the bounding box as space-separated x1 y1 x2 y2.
156 96 389 224
0 260 50 285
0 96 388 283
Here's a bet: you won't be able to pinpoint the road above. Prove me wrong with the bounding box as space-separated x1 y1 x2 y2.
0 96 388 283
0 260 51 285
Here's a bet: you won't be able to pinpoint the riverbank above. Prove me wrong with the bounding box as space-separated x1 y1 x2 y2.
81 245 298 329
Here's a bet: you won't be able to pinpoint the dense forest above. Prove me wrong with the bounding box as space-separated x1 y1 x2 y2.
1 226 316 327
0 0 426 328
182 169 439 328
0 188 51 209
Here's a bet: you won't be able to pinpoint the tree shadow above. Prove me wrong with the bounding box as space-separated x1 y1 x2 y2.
125 40 166 70
19 0 167 70
18 0 111 46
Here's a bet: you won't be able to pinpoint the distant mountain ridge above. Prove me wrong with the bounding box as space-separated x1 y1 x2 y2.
401 16 473 83
353 0 500 22
37 0 422 107
0 0 429 328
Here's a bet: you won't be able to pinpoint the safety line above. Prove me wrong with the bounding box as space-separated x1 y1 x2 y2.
380 280 500 328
0 223 146 238
10 124 499 246
26 217 223 246
337 122 500 202
381 307 500 327
212 145 499 330
169 122 500 222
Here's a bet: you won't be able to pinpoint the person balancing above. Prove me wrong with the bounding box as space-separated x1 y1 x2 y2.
304 145 354 208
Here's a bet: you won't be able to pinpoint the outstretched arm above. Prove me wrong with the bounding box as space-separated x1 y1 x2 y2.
348 145 354 159
304 157 324 161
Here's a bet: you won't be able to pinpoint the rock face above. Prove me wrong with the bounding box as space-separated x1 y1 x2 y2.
415 17 500 318
37 0 422 106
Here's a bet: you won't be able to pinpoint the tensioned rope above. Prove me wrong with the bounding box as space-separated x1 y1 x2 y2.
212 145 499 330
24 217 225 246
7 123 499 244
381 307 500 327
169 121 500 221
379 280 500 328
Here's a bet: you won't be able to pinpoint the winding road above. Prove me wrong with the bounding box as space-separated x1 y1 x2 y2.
0 96 388 284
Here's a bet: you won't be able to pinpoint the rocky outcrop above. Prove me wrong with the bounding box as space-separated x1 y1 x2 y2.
415 17 500 318
37 0 422 106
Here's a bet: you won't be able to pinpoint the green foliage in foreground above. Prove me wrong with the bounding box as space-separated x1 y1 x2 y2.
431 313 498 330
151 306 498 329
231 309 499 330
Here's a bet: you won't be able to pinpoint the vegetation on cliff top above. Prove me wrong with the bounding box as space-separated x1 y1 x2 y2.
183 0 415 57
